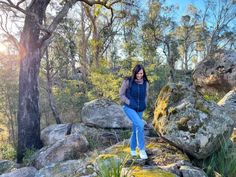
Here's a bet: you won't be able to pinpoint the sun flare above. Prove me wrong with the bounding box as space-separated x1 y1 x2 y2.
0 43 8 53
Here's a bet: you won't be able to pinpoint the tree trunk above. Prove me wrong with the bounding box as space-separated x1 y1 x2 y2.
166 44 175 82
45 49 62 124
17 0 50 162
184 48 188 71
79 4 90 81
17 49 43 162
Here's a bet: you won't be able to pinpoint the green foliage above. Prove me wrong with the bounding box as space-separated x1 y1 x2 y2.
0 143 16 160
53 80 88 122
202 139 236 177
203 92 222 103
97 155 132 177
119 130 132 140
88 59 123 101
22 148 36 166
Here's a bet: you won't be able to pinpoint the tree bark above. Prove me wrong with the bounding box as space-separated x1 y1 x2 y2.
17 0 50 162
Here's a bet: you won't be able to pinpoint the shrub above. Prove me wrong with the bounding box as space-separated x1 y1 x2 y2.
0 143 16 160
96 155 133 177
202 139 236 177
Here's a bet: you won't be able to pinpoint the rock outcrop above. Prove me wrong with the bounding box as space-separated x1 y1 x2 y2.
81 99 132 128
41 124 72 146
153 82 234 159
0 167 37 177
33 134 88 169
34 160 89 177
193 51 236 95
218 89 236 127
0 160 17 175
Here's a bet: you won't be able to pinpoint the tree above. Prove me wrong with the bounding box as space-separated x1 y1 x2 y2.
121 5 140 69
141 0 179 81
0 0 130 162
200 0 236 58
176 10 200 71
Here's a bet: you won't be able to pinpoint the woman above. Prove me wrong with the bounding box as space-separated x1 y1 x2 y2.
119 64 149 159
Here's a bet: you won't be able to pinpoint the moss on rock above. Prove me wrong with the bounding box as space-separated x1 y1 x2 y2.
123 166 175 177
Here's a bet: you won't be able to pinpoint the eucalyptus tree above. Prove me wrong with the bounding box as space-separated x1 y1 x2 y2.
141 0 179 81
200 0 236 59
176 7 201 71
120 2 140 69
0 0 133 162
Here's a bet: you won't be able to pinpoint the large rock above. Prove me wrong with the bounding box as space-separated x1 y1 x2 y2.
71 123 131 148
153 82 234 159
33 134 88 169
81 99 132 128
193 51 236 95
0 160 17 175
0 167 37 177
35 160 92 177
41 124 72 146
218 89 236 127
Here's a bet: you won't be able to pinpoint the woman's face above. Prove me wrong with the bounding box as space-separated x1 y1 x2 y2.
136 69 144 80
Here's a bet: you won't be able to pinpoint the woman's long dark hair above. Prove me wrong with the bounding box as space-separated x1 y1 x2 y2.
128 64 149 83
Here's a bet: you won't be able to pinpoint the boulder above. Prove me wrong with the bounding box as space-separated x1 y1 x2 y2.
121 166 177 177
81 99 132 128
160 160 207 177
34 160 91 177
33 134 88 169
193 51 236 95
0 160 17 175
218 89 236 127
71 123 131 148
180 165 207 177
41 124 72 146
153 82 234 159
0 167 37 177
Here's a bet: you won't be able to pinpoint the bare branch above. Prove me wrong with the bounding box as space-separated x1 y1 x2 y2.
0 13 20 50
16 0 26 7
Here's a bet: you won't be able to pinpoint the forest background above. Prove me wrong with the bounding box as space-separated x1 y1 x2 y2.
0 0 235 162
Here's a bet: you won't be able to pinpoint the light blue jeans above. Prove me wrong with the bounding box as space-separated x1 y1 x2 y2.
123 105 145 151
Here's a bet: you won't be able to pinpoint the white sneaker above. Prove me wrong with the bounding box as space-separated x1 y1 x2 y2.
130 150 137 156
139 150 148 159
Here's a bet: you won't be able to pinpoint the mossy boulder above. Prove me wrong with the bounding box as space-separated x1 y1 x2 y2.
153 82 234 159
88 138 193 176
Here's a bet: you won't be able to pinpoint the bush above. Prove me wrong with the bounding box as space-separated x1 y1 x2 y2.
0 143 16 160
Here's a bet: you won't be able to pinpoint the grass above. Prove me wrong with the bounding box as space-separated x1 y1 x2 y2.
202 138 236 177
22 148 36 166
96 155 133 177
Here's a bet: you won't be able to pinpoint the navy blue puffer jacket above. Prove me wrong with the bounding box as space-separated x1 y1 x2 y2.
125 78 147 112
